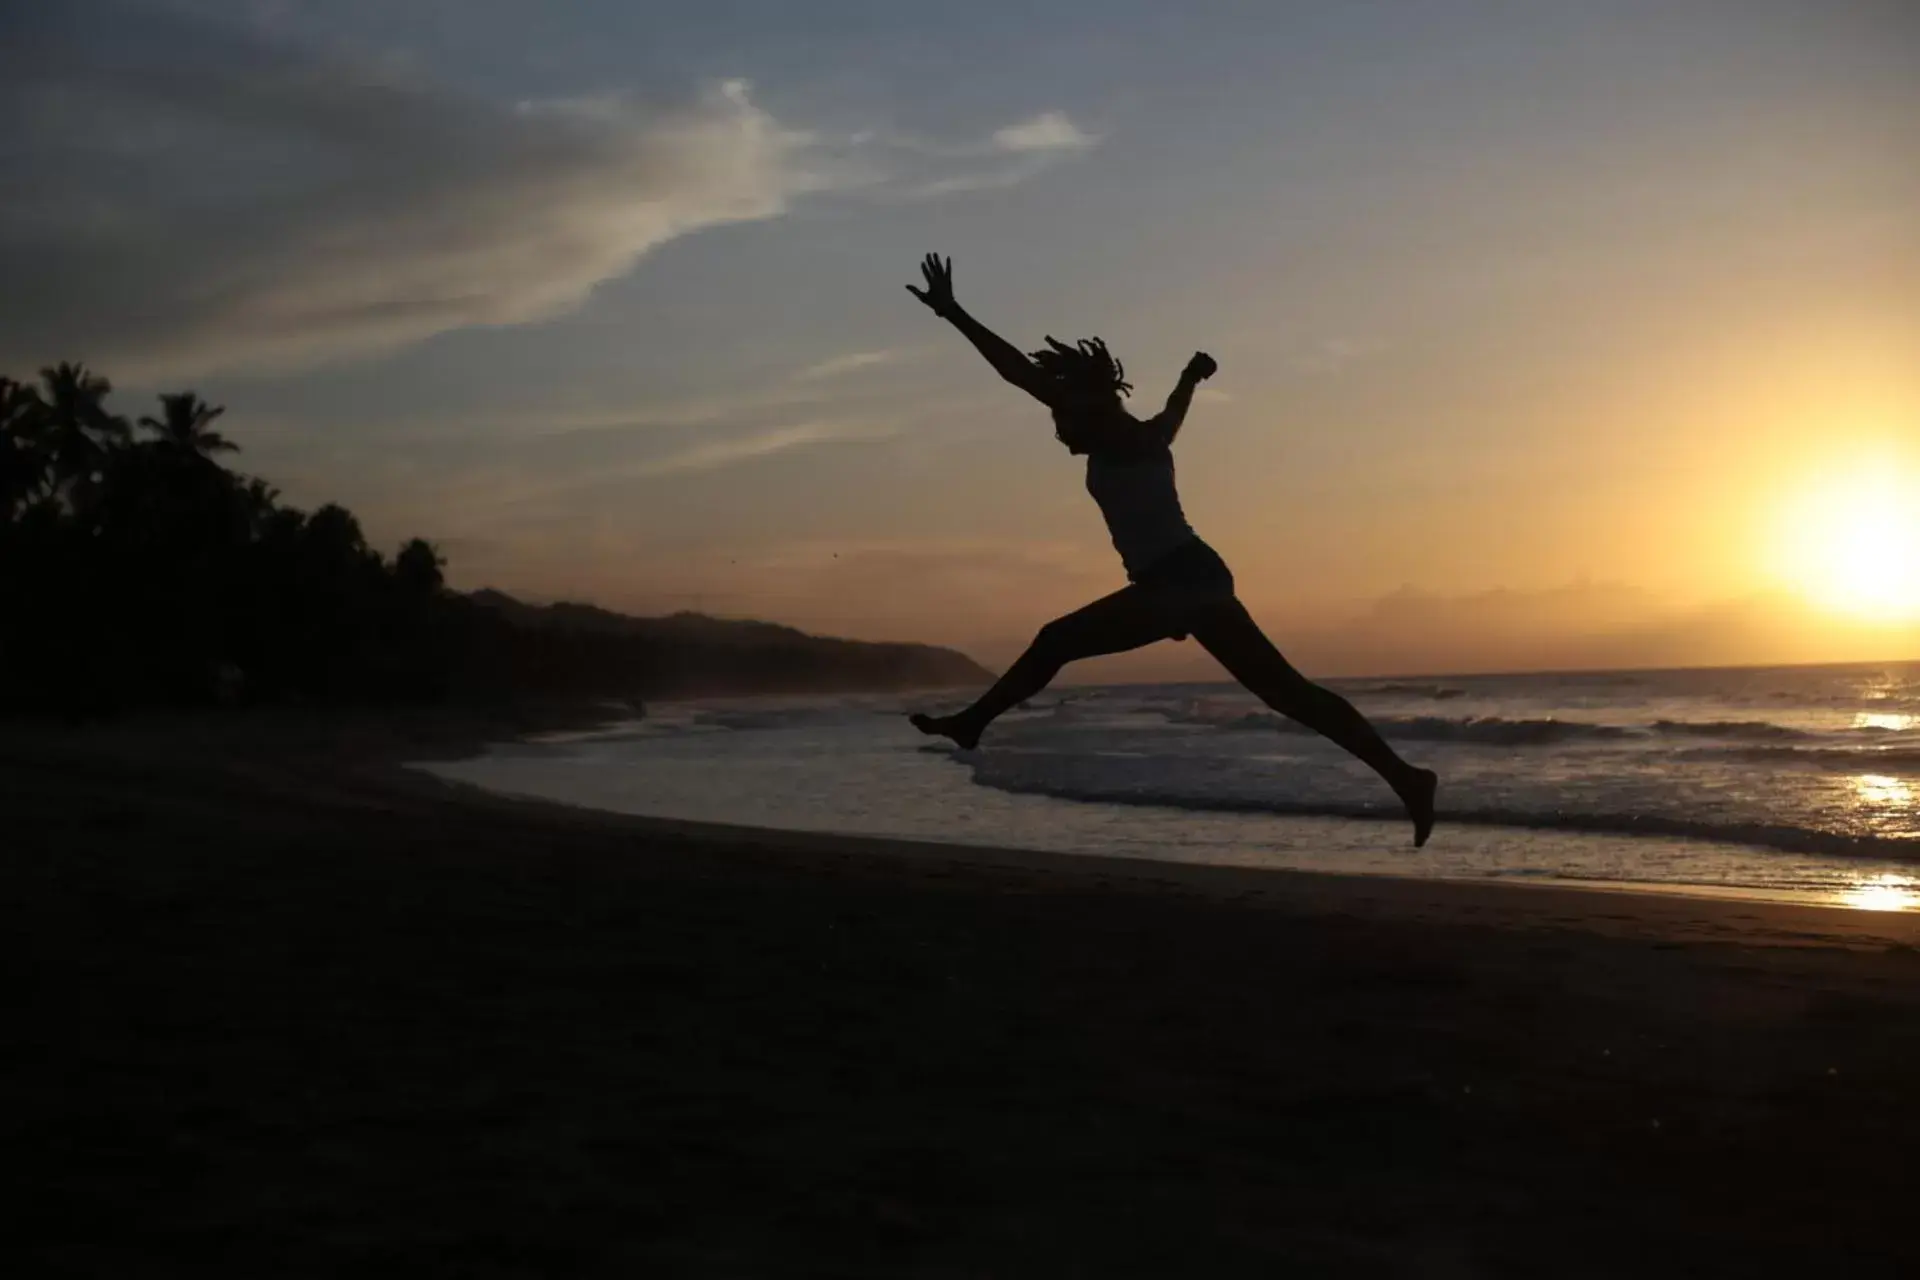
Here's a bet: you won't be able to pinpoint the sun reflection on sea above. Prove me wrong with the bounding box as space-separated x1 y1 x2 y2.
1840 873 1920 912
1835 768 1920 908
1835 772 1920 850
1850 773 1915 809
1855 712 1919 733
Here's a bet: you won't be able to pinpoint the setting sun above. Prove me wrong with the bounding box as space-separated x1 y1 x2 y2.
1777 461 1920 623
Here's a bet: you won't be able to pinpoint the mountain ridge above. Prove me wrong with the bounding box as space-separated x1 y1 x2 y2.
462 589 992 697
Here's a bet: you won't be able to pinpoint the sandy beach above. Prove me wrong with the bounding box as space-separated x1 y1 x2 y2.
10 713 1920 1276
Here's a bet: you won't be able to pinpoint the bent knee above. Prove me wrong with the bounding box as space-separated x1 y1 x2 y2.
1032 618 1075 658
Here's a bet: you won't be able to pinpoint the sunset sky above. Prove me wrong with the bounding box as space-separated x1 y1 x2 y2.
4 0 1915 675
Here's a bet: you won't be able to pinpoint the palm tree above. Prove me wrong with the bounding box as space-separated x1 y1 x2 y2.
139 392 236 461
37 362 128 513
0 376 50 516
237 477 282 535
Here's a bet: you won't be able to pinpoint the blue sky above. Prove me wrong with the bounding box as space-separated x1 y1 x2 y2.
3 0 1914 671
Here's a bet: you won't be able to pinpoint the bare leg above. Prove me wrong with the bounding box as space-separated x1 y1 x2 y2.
912 585 1179 750
1194 601 1438 846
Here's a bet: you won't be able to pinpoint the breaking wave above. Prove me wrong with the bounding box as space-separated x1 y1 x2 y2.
1671 745 1920 775
1648 719 1813 742
1167 708 1641 745
1344 682 1468 700
960 753 1919 862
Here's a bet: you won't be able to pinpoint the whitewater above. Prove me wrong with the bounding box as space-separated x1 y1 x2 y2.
423 661 1920 909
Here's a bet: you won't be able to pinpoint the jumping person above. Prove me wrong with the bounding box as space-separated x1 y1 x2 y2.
903 253 1438 846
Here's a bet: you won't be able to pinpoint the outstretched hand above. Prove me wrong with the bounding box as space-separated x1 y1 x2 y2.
1185 351 1218 382
905 253 957 317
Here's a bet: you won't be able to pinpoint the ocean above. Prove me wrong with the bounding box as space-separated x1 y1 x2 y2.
422 660 1920 910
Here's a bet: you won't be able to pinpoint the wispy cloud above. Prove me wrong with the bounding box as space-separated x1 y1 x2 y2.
1290 338 1371 377
794 349 901 381
992 111 1097 153
341 416 902 538
629 420 897 479
897 110 1100 199
380 345 919 444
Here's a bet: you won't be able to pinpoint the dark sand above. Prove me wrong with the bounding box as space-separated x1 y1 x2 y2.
9 713 1920 1277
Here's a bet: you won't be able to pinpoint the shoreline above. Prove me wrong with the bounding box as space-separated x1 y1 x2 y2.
413 768 1920 950
12 708 1920 1272
386 708 1920 948
411 705 1920 920
14 699 1916 949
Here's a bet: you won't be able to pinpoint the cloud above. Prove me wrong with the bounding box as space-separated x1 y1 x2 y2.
793 349 901 381
0 9 809 377
0 3 1098 377
348 344 921 446
628 420 897 480
330 411 904 535
899 110 1100 199
1289 338 1370 377
992 111 1098 154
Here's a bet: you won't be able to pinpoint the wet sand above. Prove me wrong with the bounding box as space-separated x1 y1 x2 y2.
9 713 1920 1276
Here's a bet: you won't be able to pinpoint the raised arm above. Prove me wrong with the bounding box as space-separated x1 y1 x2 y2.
1147 352 1217 445
906 254 1055 405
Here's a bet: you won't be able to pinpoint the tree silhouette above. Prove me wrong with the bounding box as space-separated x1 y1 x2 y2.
37 362 128 519
0 365 458 710
396 538 446 595
139 392 236 460
0 361 985 715
1 375 49 514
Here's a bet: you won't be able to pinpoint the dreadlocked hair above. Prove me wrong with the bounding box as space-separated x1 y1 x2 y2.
1028 335 1133 399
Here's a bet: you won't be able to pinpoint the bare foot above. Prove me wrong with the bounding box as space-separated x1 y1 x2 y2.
1400 767 1438 847
909 712 981 751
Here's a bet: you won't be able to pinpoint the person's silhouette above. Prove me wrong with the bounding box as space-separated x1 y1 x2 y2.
904 254 1438 846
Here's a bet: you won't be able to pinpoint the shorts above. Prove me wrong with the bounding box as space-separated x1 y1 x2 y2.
1131 538 1236 638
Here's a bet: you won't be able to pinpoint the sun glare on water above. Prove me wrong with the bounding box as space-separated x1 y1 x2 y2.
1777 461 1920 622
1840 873 1920 913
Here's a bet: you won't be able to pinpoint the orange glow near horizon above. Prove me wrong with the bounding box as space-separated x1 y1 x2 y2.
1774 454 1920 625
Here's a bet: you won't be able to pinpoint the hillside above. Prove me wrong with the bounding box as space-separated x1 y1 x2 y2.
460 590 993 698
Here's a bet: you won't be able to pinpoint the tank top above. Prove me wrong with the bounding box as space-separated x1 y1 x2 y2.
1085 446 1196 580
